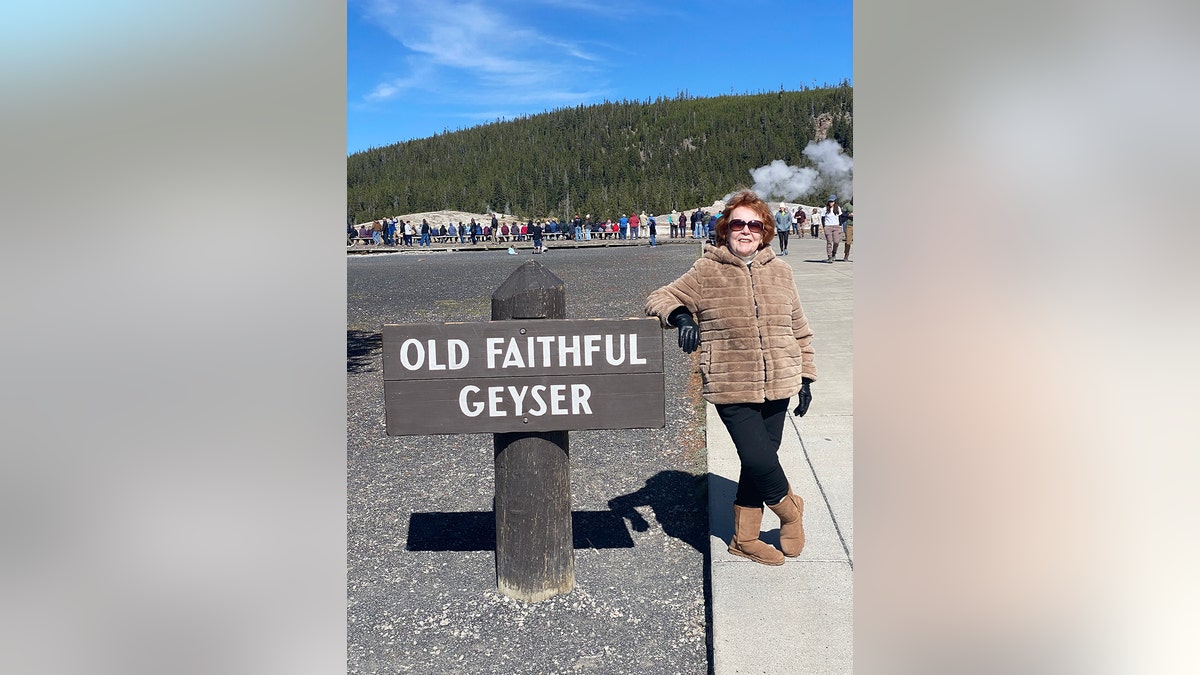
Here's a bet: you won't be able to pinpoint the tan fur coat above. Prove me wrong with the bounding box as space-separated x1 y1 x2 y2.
646 244 816 404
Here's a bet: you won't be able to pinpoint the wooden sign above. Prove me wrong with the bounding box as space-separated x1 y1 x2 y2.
382 317 664 435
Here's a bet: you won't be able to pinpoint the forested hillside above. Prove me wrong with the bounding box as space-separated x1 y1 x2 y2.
347 83 852 223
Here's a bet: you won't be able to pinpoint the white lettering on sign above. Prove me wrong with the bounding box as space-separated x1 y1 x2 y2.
604 334 624 366
486 337 504 369
629 334 645 365
399 339 424 370
459 385 484 417
456 383 593 418
509 385 529 414
447 340 469 369
550 384 567 414
527 385 548 416
571 384 592 414
478 334 644 370
584 334 601 366
488 386 505 416
501 340 524 368
558 336 581 367
537 335 555 365
399 338 470 370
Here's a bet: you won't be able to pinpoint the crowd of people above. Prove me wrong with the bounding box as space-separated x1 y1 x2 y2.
347 216 583 248
347 200 852 258
348 209 724 247
764 197 854 260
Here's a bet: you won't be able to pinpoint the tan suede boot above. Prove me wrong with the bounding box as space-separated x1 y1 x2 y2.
767 487 805 557
729 505 785 566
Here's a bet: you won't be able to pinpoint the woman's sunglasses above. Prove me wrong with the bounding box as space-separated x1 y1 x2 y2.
727 219 764 233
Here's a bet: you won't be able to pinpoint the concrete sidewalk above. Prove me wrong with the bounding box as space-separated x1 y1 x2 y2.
708 234 854 674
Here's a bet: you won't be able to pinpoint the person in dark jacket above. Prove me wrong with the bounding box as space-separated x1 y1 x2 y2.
839 204 853 262
530 220 544 253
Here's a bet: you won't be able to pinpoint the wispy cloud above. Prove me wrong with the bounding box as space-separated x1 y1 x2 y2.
362 60 432 102
357 0 609 108
545 37 603 62
527 0 672 20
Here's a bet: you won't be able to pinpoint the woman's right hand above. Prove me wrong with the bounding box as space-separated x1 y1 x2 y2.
672 312 700 353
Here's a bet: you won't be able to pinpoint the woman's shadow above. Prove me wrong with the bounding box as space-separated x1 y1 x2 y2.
607 470 710 554
609 471 774 550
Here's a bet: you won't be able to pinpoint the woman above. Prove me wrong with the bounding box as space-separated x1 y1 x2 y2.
646 190 817 566
821 195 843 263
774 205 791 256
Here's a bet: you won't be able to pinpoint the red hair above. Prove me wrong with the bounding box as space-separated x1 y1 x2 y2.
715 190 775 249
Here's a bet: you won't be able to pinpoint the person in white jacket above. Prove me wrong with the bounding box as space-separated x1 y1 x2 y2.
821 195 843 263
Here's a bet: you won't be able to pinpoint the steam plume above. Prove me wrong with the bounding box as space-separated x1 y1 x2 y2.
744 139 853 203
747 161 820 203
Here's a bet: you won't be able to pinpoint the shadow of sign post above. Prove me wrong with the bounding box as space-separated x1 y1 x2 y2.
382 260 665 602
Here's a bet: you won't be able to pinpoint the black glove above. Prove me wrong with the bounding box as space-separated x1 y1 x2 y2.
793 378 813 417
668 306 700 354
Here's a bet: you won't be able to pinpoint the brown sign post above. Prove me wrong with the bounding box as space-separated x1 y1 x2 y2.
382 260 665 602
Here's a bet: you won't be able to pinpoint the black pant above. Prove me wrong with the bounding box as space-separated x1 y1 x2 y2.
777 230 789 252
715 398 791 507
811 223 819 238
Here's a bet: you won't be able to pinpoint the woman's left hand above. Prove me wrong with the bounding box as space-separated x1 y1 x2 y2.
793 378 813 417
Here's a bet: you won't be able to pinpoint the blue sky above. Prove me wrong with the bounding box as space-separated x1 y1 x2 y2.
347 0 852 154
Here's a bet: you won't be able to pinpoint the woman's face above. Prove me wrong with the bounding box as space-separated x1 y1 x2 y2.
726 205 764 258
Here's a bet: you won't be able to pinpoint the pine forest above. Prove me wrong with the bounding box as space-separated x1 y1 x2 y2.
347 83 852 223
